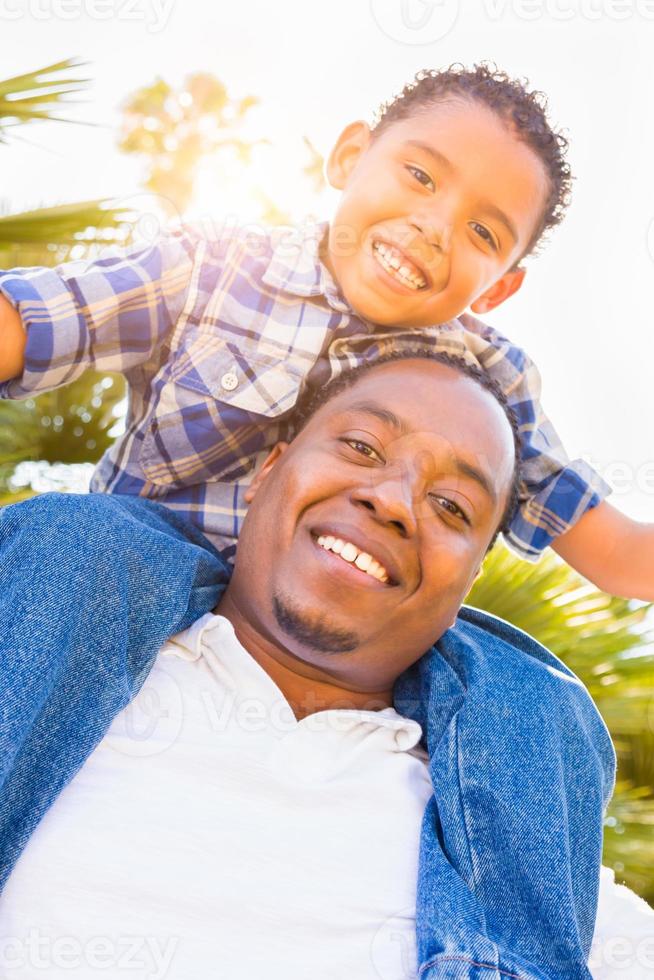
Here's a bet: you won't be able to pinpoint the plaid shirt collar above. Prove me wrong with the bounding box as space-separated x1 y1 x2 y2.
262 219 364 319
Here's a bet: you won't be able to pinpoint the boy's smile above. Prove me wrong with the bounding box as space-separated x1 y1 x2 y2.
322 99 549 327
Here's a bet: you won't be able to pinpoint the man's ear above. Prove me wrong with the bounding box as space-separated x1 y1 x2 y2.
470 267 526 315
243 442 289 504
444 563 485 631
325 121 372 191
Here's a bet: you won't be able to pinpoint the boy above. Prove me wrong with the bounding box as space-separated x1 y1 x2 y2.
0 66 652 596
0 63 637 975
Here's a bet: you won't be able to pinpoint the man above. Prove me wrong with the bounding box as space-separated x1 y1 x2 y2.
0 353 614 979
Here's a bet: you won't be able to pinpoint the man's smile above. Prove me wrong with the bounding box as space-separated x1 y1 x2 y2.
308 521 406 590
316 534 390 583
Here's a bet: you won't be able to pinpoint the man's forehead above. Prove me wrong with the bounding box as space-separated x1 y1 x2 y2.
323 361 498 429
315 361 515 499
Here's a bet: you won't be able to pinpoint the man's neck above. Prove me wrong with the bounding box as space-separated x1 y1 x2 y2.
215 594 394 721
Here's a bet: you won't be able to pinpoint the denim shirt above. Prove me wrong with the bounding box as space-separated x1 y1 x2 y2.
0 494 615 979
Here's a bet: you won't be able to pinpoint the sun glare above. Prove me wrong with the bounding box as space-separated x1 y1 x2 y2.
188 136 330 226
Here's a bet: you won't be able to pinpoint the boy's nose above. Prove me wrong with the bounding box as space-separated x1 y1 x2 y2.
412 212 453 253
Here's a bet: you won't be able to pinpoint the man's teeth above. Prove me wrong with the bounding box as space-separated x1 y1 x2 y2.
316 535 390 583
373 242 426 290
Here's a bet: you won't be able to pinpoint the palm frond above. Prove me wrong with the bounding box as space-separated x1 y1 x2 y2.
467 544 654 900
0 200 129 249
0 58 91 137
0 372 126 473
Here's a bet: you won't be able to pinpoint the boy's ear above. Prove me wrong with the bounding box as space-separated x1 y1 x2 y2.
325 121 372 190
243 442 289 504
470 267 526 315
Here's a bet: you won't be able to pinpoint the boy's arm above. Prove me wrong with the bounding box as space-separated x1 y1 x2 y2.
0 293 25 383
458 315 650 601
0 229 203 398
551 499 654 601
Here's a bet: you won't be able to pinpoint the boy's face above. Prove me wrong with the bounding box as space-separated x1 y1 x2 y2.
323 99 549 327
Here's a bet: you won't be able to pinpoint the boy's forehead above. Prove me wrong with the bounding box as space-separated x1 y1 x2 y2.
374 98 544 172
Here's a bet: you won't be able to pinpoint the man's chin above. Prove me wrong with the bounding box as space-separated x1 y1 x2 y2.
272 592 359 655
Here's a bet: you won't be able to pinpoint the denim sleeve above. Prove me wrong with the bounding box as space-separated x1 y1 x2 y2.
0 228 200 399
395 607 615 980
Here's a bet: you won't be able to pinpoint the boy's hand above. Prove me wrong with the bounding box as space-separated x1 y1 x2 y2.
552 500 654 601
0 293 25 383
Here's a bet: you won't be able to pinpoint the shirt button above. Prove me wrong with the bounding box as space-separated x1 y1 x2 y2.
220 371 239 392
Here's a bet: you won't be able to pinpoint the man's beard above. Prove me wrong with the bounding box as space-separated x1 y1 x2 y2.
272 592 359 654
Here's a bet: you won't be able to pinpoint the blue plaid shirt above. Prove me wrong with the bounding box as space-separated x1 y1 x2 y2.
0 219 610 560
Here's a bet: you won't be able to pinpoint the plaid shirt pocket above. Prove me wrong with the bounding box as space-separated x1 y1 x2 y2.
139 335 304 488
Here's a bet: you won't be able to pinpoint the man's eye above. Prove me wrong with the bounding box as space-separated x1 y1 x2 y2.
342 439 383 462
406 165 435 192
430 495 470 524
469 221 497 251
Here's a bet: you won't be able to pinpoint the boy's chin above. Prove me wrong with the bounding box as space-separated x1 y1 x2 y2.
348 297 452 329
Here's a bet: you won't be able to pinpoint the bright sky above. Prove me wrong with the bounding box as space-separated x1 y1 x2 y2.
3 0 654 520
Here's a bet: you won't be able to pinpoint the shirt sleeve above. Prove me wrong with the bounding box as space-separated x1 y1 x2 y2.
455 313 612 560
0 227 200 399
501 346 612 561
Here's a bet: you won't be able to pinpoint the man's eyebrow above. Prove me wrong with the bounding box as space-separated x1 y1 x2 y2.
404 140 518 247
453 456 498 506
347 401 408 435
346 400 498 504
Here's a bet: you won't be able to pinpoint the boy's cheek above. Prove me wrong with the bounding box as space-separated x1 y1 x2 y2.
330 224 360 261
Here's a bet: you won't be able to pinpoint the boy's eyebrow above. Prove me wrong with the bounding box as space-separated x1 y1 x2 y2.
404 140 518 247
405 140 454 174
345 400 497 503
477 199 518 247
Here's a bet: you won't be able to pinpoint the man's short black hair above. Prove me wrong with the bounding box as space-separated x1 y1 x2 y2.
291 349 522 554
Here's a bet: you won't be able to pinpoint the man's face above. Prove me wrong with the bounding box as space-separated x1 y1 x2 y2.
323 99 548 327
223 360 515 694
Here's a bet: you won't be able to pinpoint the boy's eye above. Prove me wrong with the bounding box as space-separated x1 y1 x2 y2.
469 221 498 251
406 165 435 192
342 438 384 463
430 494 470 525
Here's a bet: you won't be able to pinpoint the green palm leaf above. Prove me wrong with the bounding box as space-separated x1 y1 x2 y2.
0 200 129 250
467 545 654 901
0 58 91 136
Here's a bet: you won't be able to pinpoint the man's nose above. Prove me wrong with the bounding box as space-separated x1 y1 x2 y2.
352 467 419 539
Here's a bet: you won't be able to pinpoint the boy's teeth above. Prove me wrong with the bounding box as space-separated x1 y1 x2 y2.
372 242 426 290
316 535 390 583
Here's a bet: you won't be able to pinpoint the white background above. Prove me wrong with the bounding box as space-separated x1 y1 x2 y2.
2 0 653 520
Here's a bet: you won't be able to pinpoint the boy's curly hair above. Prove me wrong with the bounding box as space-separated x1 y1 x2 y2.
372 63 572 259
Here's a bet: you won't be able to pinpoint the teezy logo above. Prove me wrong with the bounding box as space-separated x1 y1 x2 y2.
370 0 459 44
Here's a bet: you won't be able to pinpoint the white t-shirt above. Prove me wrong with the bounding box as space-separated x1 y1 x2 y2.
0 613 434 979
1 613 651 979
